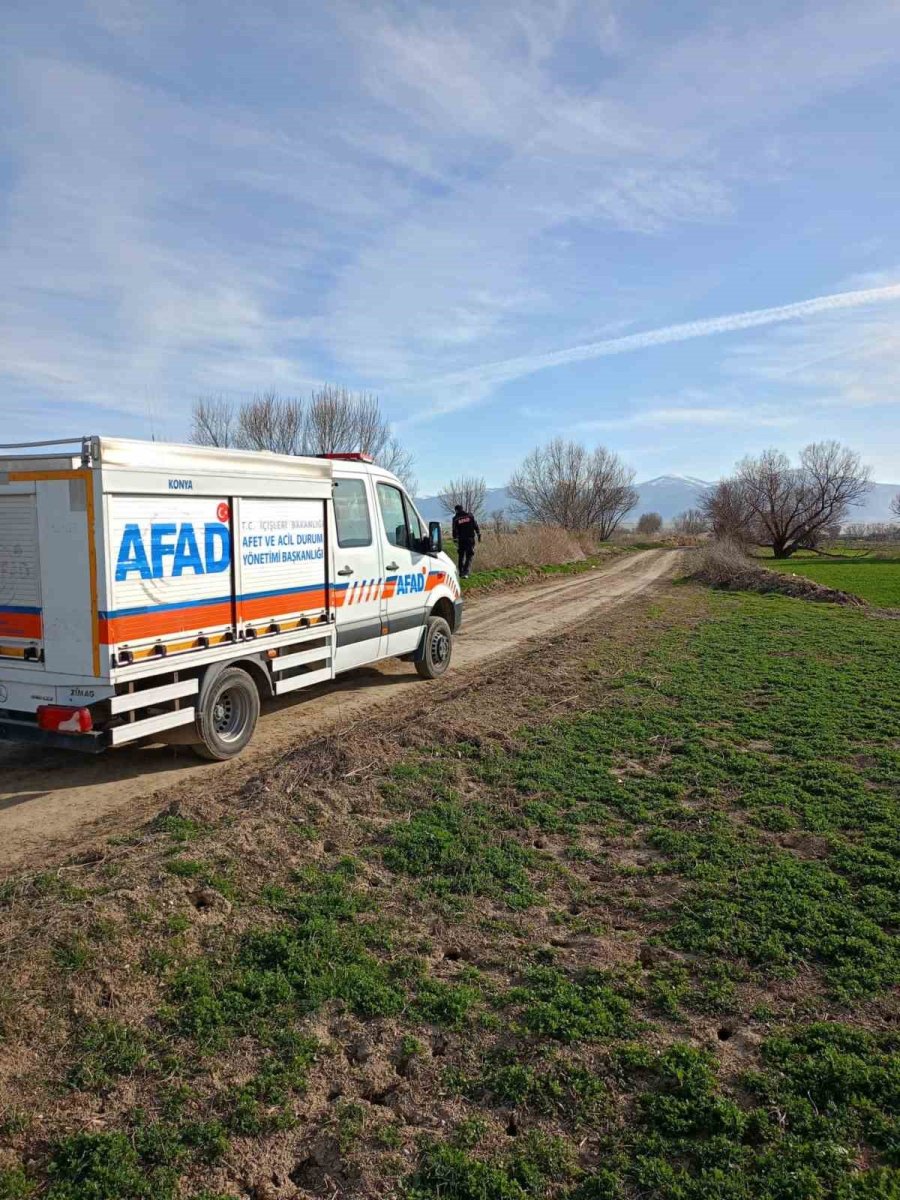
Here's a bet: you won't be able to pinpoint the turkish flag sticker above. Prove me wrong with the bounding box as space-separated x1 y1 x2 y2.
217 502 231 523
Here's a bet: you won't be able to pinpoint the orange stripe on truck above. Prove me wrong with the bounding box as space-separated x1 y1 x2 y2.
239 588 327 622
99 600 234 644
0 610 42 640
99 588 329 645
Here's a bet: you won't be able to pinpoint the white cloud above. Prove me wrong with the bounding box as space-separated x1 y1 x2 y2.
572 405 798 433
408 282 900 420
2 0 900 469
722 299 900 415
319 0 900 409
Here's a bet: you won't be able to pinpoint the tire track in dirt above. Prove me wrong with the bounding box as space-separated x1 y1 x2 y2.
0 549 679 873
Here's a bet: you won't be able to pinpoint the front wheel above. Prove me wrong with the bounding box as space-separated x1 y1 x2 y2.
193 667 260 761
415 615 453 680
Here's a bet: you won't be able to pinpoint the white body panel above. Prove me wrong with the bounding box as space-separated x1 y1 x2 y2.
107 493 233 653
236 497 327 635
0 437 460 750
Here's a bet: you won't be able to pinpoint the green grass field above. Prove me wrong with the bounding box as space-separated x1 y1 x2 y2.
760 551 900 606
1 587 897 1199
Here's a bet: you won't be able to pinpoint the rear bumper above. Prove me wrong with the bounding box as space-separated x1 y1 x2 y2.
0 716 107 754
453 599 464 631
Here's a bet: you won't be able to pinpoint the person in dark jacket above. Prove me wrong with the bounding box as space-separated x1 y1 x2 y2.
452 504 481 577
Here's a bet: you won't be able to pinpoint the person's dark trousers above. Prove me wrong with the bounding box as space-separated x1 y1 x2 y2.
458 542 476 577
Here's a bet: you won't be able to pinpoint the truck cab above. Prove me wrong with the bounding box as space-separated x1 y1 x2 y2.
326 455 461 671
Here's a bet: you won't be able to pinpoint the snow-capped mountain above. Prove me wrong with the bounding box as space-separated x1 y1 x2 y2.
630 475 712 521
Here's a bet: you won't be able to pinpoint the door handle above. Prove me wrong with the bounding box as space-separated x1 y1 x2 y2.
337 566 354 576
386 561 399 570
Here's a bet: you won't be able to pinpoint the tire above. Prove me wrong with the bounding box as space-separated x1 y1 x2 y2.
192 667 260 761
415 615 453 680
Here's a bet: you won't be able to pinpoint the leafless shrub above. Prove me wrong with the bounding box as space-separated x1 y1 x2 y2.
437 476 487 519
508 439 637 539
691 540 864 606
892 492 900 519
636 512 663 535
691 539 757 585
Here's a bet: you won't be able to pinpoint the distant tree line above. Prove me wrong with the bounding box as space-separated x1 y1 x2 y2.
842 522 900 543
439 439 877 557
190 395 881 558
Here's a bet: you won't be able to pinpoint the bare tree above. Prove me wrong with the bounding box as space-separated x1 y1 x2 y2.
508 439 637 539
672 508 709 535
189 385 416 489
635 512 663 535
304 385 416 491
736 441 871 558
437 476 487 518
191 396 235 448
488 509 512 537
700 478 757 547
892 492 900 519
234 392 304 455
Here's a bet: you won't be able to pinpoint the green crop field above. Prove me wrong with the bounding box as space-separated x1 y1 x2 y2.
761 551 900 606
0 585 897 1199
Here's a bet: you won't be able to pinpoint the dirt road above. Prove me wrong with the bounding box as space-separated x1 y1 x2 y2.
0 549 678 873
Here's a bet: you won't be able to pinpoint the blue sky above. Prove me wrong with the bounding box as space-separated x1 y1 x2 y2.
2 0 899 492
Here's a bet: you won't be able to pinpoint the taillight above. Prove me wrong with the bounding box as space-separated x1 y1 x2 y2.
36 705 93 733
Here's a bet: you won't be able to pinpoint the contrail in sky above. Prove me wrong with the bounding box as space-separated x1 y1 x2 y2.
419 282 900 416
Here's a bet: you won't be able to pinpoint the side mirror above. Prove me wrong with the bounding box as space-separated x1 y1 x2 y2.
428 521 443 554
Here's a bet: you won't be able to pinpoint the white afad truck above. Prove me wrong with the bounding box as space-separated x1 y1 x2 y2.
0 437 461 759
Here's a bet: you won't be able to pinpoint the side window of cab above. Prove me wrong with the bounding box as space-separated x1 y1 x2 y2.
333 477 372 547
377 483 410 549
377 483 426 552
403 496 425 545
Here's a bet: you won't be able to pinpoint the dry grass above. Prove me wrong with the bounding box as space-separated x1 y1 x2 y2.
473 524 587 570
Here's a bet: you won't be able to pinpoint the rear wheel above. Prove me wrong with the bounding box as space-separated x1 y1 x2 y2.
193 667 260 761
415 615 453 680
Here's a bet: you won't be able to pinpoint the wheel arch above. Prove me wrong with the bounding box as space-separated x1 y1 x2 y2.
429 594 457 632
198 654 274 702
